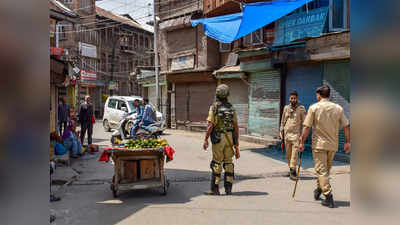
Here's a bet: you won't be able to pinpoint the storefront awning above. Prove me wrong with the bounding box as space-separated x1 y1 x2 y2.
191 0 313 43
213 65 245 79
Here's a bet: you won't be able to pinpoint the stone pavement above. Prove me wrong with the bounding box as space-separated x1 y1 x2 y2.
50 121 351 225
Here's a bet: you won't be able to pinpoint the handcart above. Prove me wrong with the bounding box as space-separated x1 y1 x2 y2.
106 147 169 197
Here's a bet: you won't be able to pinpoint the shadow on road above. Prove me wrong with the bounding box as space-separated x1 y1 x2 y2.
54 167 267 225
335 200 350 208
250 146 349 170
231 191 268 196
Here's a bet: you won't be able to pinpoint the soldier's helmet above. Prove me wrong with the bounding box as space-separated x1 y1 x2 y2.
216 84 230 99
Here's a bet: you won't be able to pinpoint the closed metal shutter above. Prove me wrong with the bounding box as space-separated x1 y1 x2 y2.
323 60 350 153
175 84 188 122
222 79 249 133
188 82 216 122
285 64 323 150
285 64 323 109
248 70 280 138
148 86 157 107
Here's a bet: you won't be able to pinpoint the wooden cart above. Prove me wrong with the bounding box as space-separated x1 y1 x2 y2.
106 147 169 197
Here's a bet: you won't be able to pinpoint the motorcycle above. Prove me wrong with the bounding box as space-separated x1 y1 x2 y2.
110 112 163 145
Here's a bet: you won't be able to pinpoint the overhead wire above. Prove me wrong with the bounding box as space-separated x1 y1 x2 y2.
53 0 200 34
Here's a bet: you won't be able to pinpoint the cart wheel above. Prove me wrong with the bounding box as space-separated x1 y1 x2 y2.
162 179 169 195
111 185 119 198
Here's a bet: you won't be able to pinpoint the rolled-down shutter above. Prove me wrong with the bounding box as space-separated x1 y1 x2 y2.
285 64 323 110
222 79 249 132
323 60 350 153
286 64 323 150
188 82 216 122
248 70 280 138
175 84 188 122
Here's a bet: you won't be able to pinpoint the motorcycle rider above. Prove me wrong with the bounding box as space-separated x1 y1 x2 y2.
139 98 155 127
130 99 144 139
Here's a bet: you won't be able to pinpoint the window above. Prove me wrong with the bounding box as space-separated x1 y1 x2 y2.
139 36 144 49
58 24 67 40
243 28 263 46
219 42 231 52
117 100 127 111
329 0 349 31
145 38 149 49
108 99 117 109
64 0 73 3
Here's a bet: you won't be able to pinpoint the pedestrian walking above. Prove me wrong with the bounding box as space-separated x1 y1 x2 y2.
280 91 306 180
298 85 350 208
79 95 94 146
58 96 70 136
203 84 240 195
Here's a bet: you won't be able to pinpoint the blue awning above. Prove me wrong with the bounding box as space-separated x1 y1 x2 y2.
191 0 313 43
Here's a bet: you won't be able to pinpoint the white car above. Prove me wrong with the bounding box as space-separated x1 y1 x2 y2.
102 96 165 132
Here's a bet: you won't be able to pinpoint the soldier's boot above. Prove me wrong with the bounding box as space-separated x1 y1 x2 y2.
321 194 335 208
314 187 322 200
224 182 232 195
204 174 220 195
223 163 234 195
289 168 297 181
205 161 221 195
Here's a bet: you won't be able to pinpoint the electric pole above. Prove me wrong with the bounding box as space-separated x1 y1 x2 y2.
109 36 117 96
153 1 160 111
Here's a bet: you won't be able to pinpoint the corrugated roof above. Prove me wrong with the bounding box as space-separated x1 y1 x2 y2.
50 0 77 17
213 65 242 75
96 6 147 31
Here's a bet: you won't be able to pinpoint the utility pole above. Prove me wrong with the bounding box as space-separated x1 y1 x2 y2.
153 2 160 111
109 36 116 96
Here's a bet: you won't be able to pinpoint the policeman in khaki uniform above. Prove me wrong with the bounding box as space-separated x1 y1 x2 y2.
203 84 240 195
280 91 306 180
299 85 350 208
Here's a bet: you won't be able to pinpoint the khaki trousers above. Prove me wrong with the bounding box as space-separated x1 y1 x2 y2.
211 132 235 184
285 140 298 170
312 149 336 196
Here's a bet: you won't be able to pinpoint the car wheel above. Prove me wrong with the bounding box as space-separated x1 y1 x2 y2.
103 119 111 132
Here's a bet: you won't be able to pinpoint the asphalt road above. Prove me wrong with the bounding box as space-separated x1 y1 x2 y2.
50 121 351 225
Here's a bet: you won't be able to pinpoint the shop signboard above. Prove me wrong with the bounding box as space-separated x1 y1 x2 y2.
79 42 97 58
50 19 56 38
171 55 194 71
81 70 97 81
274 7 329 46
108 81 118 90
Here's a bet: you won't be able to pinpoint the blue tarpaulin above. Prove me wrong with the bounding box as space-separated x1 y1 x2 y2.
191 0 313 43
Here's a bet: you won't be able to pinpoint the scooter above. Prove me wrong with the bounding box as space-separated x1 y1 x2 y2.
110 112 163 145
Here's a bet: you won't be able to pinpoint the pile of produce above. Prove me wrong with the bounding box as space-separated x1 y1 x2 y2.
123 138 169 149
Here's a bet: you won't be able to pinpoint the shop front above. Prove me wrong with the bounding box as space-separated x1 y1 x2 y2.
213 66 249 134
167 71 216 131
238 49 281 139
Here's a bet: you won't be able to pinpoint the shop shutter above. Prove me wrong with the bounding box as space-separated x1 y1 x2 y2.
285 64 323 150
148 86 157 108
188 82 216 122
175 84 188 122
285 64 323 109
248 70 280 138
323 60 350 153
222 79 249 132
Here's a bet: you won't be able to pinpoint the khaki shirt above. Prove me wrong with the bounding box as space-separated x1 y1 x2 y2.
280 104 306 141
207 105 237 126
303 99 349 151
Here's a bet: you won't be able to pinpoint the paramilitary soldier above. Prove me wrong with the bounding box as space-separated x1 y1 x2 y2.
203 84 240 195
280 91 306 180
299 85 350 208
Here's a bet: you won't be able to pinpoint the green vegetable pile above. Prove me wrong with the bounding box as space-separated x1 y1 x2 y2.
124 138 169 149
